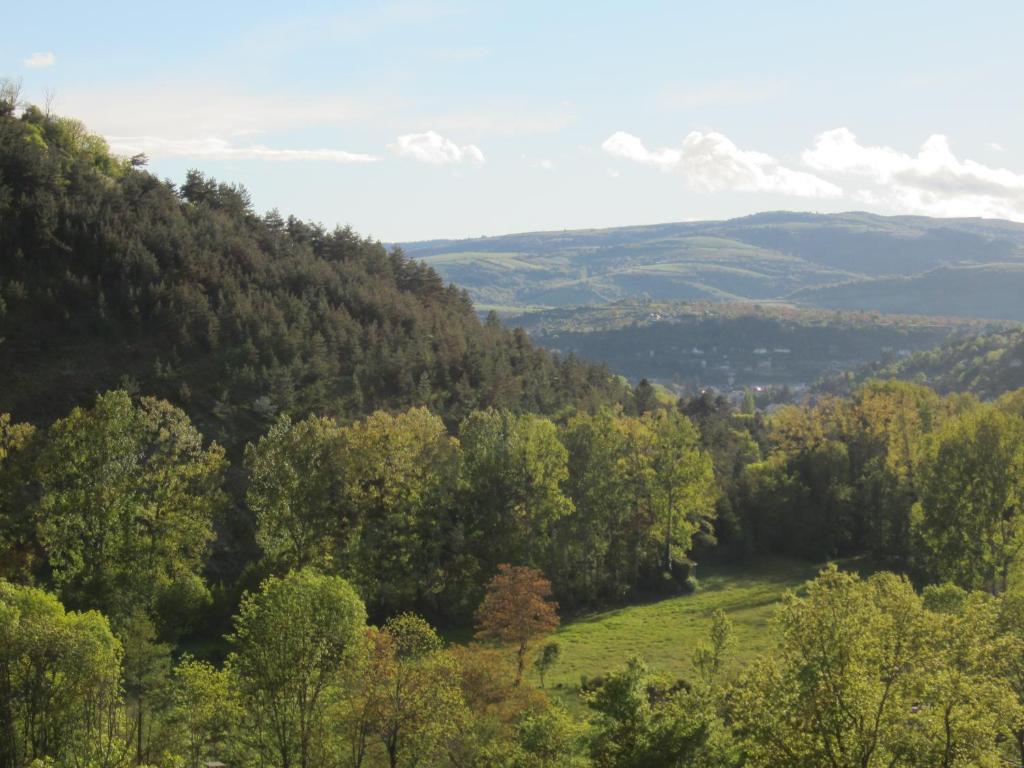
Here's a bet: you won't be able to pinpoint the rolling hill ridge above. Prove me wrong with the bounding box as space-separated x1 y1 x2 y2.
399 211 1024 320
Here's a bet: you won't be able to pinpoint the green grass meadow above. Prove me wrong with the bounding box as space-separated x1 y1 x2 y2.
533 558 824 710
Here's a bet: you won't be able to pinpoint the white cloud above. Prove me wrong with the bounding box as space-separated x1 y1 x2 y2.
389 130 484 165
803 128 1024 218
24 51 55 69
988 141 1005 152
105 135 378 163
56 83 378 140
602 130 840 198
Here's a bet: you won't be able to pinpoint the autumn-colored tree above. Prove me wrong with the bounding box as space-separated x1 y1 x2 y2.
475 565 560 686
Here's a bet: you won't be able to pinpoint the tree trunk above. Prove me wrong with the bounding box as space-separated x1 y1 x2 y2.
388 734 399 768
136 698 144 765
515 641 527 687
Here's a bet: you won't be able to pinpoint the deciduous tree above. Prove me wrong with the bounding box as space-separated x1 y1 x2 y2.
475 565 559 686
33 391 226 630
914 405 1024 593
0 581 126 768
228 569 367 768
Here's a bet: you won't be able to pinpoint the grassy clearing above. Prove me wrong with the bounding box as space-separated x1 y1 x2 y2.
534 557 823 710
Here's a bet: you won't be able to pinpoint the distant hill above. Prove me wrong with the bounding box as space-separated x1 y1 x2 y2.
790 264 1024 321
506 300 1004 393
399 212 1024 320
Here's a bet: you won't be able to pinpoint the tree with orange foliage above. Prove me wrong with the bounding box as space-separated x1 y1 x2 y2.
474 564 560 686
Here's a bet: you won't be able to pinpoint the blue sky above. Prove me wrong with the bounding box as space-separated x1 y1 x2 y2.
5 0 1024 240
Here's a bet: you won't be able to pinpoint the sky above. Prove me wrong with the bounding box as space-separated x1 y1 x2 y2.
4 0 1024 241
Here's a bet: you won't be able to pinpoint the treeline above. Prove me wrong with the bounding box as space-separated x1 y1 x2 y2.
0 88 627 456
689 380 1024 593
0 391 715 635
7 561 1024 767
6 379 1024 642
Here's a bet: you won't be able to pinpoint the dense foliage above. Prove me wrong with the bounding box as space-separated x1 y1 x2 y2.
4 379 1024 766
702 381 1024 587
828 327 1024 399
7 561 1024 767
2 392 716 628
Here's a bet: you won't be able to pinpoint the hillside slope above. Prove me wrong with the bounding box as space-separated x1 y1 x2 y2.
825 328 1024 399
509 300 1002 391
0 102 626 450
790 264 1024 321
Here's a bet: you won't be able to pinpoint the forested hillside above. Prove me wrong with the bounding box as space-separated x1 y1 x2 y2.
0 98 627 454
826 327 1024 398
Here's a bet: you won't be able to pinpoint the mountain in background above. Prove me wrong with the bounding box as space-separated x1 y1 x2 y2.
400 211 1024 320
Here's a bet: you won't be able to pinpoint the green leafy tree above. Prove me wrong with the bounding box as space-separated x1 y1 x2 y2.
33 391 226 629
730 567 1011 767
693 609 734 682
852 380 945 564
648 410 716 578
586 657 736 768
993 590 1024 764
171 657 241 768
909 588 1015 768
510 704 589 768
534 641 561 689
350 614 466 768
228 569 367 768
245 414 347 569
0 413 38 581
632 378 659 415
559 408 636 602
615 415 658 588
340 408 459 614
914 405 1024 593
459 410 573 568
119 611 172 765
0 580 126 768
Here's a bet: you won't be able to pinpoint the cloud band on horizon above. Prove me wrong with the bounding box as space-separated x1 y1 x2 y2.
602 130 841 198
104 136 379 163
